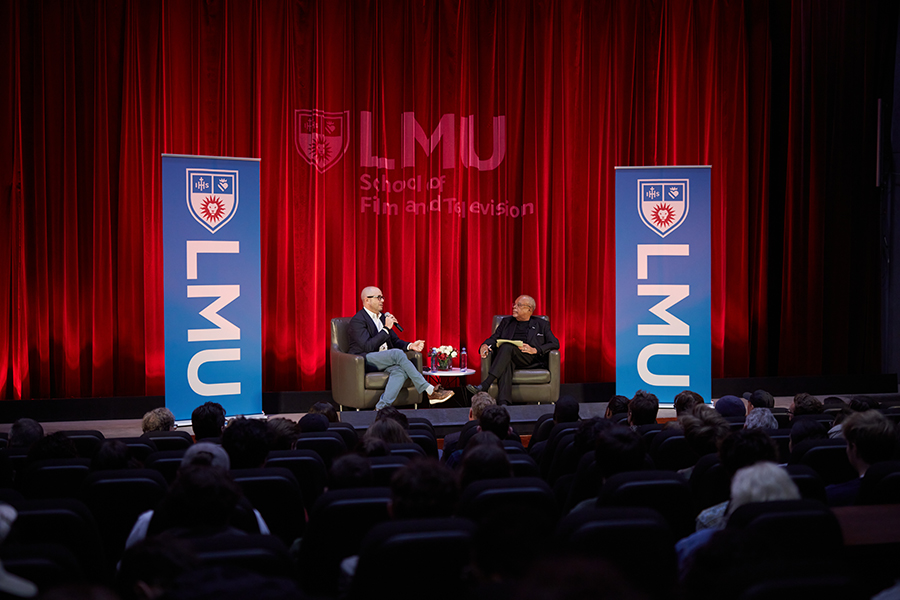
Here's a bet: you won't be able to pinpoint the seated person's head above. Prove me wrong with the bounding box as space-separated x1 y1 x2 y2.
680 405 730 456
27 431 78 464
181 442 231 471
463 431 504 453
117 534 199 600
266 417 299 450
390 457 458 518
605 395 630 419
744 389 775 410
718 428 778 477
363 418 412 445
744 408 778 430
788 419 827 453
479 405 511 440
553 396 580 424
573 416 615 454
790 393 823 418
297 413 328 433
142 407 175 433
674 390 703 417
92 440 138 471
221 417 269 469
594 425 646 480
307 401 339 422
470 391 496 421
329 453 373 490
727 461 800 517
714 395 746 418
848 395 880 413
375 406 409 430
628 391 659 426
8 418 44 450
151 465 242 535
459 443 512 490
842 410 898 470
360 437 390 457
191 402 226 440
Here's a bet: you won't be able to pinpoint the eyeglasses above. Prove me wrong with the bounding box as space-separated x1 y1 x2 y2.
513 302 533 309
366 295 385 301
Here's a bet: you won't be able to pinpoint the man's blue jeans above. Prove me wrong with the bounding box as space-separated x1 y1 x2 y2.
365 348 429 410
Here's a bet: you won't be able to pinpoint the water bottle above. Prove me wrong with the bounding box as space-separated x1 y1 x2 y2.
460 347 467 370
430 348 438 372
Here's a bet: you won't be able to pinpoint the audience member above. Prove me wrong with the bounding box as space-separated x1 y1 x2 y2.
307 401 340 422
91 440 140 471
363 418 412 445
527 396 580 462
191 402 226 441
849 395 880 412
789 392 823 420
679 405 730 477
27 431 78 463
674 390 704 417
141 407 175 433
826 410 898 507
146 465 244 539
8 418 43 450
479 405 513 441
0 502 38 598
442 391 495 459
125 443 269 549
743 407 778 430
569 425 646 513
604 395 630 420
459 440 512 490
390 457 459 519
117 534 199 600
328 453 374 490
695 428 778 531
374 406 410 430
572 416 615 455
297 413 328 433
788 419 828 457
713 395 746 418
266 417 298 451
742 389 775 410
221 417 269 469
627 390 659 427
677 461 800 577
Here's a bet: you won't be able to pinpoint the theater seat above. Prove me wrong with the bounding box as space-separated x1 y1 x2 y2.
599 471 696 539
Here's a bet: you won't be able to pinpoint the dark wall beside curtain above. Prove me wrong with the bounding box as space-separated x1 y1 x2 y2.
1 0 896 401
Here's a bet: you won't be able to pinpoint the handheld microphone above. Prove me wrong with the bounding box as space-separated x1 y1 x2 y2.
386 313 404 332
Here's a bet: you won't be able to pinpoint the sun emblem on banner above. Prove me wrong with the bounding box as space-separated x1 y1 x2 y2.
308 133 331 165
638 179 689 238
186 170 239 233
294 110 351 173
650 202 677 228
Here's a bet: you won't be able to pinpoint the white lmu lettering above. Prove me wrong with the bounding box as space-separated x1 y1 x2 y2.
636 244 691 387
185 240 242 397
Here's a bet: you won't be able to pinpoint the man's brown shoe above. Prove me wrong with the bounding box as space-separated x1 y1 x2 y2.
427 386 454 404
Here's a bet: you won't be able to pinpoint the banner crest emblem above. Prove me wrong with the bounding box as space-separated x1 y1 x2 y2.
294 109 350 173
186 170 239 234
638 179 689 238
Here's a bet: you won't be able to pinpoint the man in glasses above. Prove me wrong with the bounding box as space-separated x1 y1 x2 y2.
348 286 453 410
467 295 559 405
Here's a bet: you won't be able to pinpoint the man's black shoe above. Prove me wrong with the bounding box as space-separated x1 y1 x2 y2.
466 384 483 395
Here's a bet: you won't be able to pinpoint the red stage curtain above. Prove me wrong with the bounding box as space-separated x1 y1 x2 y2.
1 0 892 400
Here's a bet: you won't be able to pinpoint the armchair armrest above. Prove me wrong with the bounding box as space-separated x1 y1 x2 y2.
330 343 366 404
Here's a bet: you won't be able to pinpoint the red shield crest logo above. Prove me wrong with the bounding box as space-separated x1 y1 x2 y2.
294 110 350 173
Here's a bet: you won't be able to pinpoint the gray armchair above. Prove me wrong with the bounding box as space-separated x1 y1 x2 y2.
480 315 560 404
330 318 424 410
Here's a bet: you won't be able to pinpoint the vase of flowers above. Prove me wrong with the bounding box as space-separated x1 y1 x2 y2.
436 345 458 370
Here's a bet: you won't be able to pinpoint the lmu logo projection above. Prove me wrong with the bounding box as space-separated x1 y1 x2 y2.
293 110 506 172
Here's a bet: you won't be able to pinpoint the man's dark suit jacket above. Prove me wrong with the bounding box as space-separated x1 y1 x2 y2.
482 315 560 361
347 309 411 371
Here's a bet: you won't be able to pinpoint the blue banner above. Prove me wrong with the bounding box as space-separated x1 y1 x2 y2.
615 166 711 405
162 155 262 420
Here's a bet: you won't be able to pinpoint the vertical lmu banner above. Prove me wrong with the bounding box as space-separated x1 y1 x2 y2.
615 166 711 405
162 155 262 420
